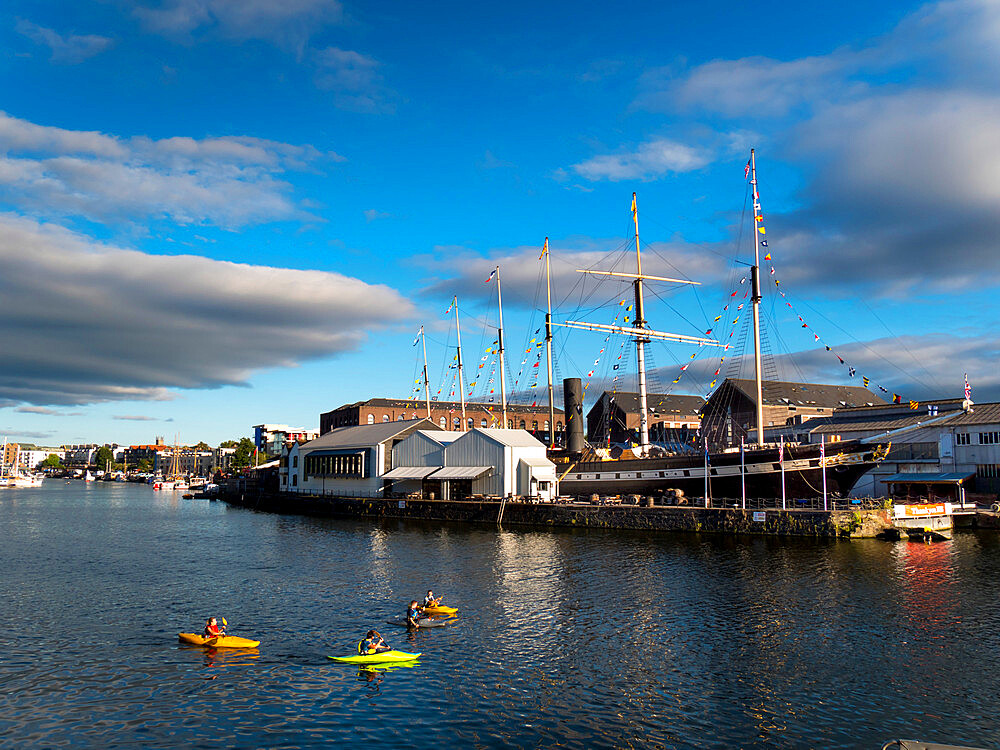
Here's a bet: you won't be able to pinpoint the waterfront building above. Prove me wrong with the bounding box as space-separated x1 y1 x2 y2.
281 419 439 496
61 444 100 466
803 399 1000 497
319 398 564 443
387 428 558 501
702 378 885 448
586 391 704 446
124 442 170 471
214 446 236 472
17 447 63 468
252 424 320 456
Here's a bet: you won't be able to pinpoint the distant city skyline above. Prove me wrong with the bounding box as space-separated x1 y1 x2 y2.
0 0 997 445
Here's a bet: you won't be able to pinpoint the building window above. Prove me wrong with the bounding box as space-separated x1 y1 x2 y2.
453 417 460 427
292 475 297 486
383 415 389 422
292 456 298 468
467 418 474 429
979 432 1000 445
519 420 526 429
481 419 488 428
507 419 514 429
557 422 563 431
977 464 1000 479
544 420 549 431
440 417 446 427
367 414 374 424
956 433 971 445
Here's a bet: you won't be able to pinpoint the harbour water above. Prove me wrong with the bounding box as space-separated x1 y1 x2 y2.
2 481 998 749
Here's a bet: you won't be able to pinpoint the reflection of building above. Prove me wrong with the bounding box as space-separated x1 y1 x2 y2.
586 391 704 446
252 424 320 455
319 398 564 444
702 378 885 448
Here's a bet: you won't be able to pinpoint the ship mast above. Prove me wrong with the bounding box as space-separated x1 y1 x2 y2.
453 296 467 430
554 195 722 456
494 266 508 428
543 238 556 448
749 149 765 447
420 325 431 419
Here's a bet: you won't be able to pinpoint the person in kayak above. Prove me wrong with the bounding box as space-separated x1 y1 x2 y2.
422 590 441 608
203 617 225 637
358 630 390 654
406 600 422 628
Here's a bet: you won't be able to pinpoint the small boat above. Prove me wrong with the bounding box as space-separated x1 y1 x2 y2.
83 470 95 482
421 604 457 616
152 480 175 491
385 616 455 628
328 650 421 664
177 633 260 648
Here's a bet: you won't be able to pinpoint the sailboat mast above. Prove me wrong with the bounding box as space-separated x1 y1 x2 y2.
749 149 765 447
495 266 508 428
631 193 651 454
420 325 431 419
543 238 556 448
453 296 467 431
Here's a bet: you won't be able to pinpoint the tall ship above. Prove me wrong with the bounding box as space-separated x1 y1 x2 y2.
542 151 892 500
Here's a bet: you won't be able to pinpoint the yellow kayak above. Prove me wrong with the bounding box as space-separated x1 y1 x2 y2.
178 633 260 648
421 604 457 616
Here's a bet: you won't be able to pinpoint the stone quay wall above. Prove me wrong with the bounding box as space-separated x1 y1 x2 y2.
222 491 892 539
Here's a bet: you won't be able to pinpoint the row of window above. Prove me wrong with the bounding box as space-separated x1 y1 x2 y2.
364 413 563 431
978 464 1000 479
304 454 366 478
955 432 1000 445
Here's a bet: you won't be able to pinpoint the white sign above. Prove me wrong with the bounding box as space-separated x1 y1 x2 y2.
398 500 406 509
753 511 766 522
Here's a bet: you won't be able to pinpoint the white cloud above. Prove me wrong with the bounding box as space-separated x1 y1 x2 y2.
113 415 165 421
132 0 342 50
312 47 393 113
0 112 333 228
572 138 709 181
16 20 114 64
0 214 415 406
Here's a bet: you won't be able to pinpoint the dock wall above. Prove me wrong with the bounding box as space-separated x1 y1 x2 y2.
221 491 892 539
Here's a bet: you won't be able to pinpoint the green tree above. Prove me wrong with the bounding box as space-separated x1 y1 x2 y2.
41 454 62 468
218 440 238 449
232 438 257 468
137 457 154 473
94 446 114 468
194 441 210 450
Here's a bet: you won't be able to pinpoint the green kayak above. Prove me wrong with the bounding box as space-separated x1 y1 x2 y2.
328 650 421 664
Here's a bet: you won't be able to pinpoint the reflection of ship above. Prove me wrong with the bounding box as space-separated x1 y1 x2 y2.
550 151 887 500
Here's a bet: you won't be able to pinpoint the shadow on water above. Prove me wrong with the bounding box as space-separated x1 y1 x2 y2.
1 482 999 748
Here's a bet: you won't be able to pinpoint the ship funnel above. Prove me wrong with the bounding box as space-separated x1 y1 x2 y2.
563 377 585 454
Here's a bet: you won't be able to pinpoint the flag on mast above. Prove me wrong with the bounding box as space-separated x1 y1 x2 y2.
630 194 636 216
485 267 498 284
965 373 972 400
744 159 751 179
412 327 421 346
445 296 455 315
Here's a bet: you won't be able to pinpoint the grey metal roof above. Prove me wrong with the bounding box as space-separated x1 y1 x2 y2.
414 430 462 445
383 465 442 479
329 397 562 415
471 428 547 448
598 391 705 416
725 378 886 408
808 401 1000 433
884 472 975 484
431 466 493 480
303 419 439 449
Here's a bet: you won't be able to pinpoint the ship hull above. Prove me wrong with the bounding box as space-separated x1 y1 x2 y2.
557 441 879 500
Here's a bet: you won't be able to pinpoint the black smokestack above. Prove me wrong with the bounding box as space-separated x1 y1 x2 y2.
563 377 584 454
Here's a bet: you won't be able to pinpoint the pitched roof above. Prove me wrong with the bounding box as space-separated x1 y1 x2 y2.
808 400 1000 433
303 419 440 449
467 428 547 448
724 378 886 409
598 391 705 416
413 429 462 445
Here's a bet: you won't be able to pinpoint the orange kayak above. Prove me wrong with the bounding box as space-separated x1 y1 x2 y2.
178 633 260 648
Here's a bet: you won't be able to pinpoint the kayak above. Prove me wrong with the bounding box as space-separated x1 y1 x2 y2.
328 650 421 664
178 633 260 648
422 605 457 616
385 617 455 628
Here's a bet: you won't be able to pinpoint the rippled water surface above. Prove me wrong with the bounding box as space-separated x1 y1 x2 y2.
2 482 999 749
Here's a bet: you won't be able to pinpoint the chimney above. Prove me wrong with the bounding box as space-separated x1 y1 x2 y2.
563 377 585 454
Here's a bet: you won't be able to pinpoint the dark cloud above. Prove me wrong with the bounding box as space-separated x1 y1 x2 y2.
0 215 415 406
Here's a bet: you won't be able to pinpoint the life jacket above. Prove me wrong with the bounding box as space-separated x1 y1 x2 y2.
358 639 366 655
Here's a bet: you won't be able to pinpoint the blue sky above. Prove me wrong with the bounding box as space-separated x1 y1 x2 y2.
0 0 997 446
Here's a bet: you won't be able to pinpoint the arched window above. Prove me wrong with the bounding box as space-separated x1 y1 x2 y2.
439 417 446 427
292 455 298 468
453 417 460 427
398 414 404 421
468 418 474 429
382 414 389 422
544 420 550 431
507 419 514 429
519 420 526 429
367 414 374 424
557 422 563 431
480 419 488 428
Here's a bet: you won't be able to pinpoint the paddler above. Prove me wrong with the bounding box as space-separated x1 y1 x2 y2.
203 617 226 638
406 600 422 628
358 630 390 654
422 590 441 608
